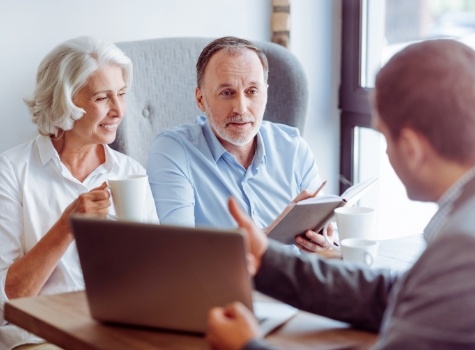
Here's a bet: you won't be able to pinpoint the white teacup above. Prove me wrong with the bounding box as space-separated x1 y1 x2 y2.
323 206 376 250
107 175 148 222
340 238 379 266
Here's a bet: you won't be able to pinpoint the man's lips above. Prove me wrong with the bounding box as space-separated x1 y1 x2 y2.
227 121 252 125
225 117 255 127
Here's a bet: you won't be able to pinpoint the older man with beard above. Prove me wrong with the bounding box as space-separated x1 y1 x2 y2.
147 36 330 252
206 39 475 350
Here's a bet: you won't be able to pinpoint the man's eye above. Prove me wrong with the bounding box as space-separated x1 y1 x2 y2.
119 91 126 97
220 90 233 96
96 97 107 102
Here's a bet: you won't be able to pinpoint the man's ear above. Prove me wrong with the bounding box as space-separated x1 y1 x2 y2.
399 128 429 170
195 87 205 112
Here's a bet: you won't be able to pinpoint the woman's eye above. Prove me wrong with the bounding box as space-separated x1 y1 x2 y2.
96 96 107 102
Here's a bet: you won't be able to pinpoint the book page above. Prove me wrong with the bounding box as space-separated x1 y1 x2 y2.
341 176 378 206
297 194 340 205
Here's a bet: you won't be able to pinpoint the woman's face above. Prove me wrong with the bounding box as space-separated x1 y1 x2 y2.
70 64 127 146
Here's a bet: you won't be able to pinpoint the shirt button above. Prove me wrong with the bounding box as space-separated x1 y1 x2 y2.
252 209 257 215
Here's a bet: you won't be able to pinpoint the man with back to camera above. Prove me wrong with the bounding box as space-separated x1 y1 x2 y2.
205 39 475 349
147 36 333 252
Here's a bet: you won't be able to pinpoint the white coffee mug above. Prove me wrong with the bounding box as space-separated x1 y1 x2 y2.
323 206 375 250
107 175 148 222
340 238 379 266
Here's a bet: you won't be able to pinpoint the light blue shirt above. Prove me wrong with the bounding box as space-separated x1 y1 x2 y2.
147 116 321 229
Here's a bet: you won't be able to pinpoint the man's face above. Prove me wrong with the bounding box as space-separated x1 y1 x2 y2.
195 49 268 148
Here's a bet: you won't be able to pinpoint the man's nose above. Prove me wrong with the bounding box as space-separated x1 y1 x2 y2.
232 92 247 115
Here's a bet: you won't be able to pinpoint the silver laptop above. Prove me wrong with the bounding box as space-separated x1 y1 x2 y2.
71 216 297 335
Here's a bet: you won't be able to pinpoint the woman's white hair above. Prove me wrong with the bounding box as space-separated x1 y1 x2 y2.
25 36 133 136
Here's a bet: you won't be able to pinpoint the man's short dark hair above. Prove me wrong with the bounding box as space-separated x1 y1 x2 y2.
375 39 475 163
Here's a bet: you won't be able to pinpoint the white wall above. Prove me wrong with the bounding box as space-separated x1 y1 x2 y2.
0 0 341 193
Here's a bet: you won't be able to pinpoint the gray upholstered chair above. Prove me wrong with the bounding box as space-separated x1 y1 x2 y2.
112 37 308 167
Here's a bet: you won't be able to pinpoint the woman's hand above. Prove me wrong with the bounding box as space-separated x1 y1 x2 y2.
5 182 111 299
55 182 111 238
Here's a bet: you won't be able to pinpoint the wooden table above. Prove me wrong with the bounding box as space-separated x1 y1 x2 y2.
5 291 376 350
4 235 425 350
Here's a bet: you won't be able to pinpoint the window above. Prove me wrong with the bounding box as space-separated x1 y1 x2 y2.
339 0 475 238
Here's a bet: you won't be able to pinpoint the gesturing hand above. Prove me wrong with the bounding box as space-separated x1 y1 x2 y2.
228 197 268 276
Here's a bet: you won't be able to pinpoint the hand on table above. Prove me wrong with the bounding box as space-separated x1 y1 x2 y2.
206 301 260 350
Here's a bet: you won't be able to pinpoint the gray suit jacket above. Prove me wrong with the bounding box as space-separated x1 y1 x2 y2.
247 176 475 349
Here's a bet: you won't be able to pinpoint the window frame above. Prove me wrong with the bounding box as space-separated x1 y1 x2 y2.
339 0 372 193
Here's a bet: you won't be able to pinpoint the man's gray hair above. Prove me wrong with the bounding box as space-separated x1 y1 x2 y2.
196 36 269 88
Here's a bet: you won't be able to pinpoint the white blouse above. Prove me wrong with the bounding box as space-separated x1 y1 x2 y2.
0 135 158 349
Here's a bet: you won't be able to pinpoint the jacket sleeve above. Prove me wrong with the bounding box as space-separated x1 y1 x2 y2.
254 240 400 332
375 231 475 349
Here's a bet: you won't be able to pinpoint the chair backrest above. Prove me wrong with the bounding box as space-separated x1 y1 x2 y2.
112 37 308 167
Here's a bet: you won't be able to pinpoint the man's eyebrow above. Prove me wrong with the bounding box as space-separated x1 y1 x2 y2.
216 82 262 90
216 83 233 89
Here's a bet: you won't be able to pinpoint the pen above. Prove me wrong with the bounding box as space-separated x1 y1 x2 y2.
311 180 327 198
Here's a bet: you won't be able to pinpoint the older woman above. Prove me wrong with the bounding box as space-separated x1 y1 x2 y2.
0 37 158 349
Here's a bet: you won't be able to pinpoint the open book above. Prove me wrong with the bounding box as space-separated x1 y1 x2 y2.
266 177 378 244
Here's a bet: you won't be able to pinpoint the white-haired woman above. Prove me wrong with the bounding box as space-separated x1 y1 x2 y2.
0 37 158 350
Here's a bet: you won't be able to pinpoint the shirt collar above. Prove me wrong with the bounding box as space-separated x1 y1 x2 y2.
36 134 115 173
424 166 475 242
253 131 267 166
201 115 267 165
201 117 228 162
437 166 475 209
100 144 115 173
37 134 59 166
